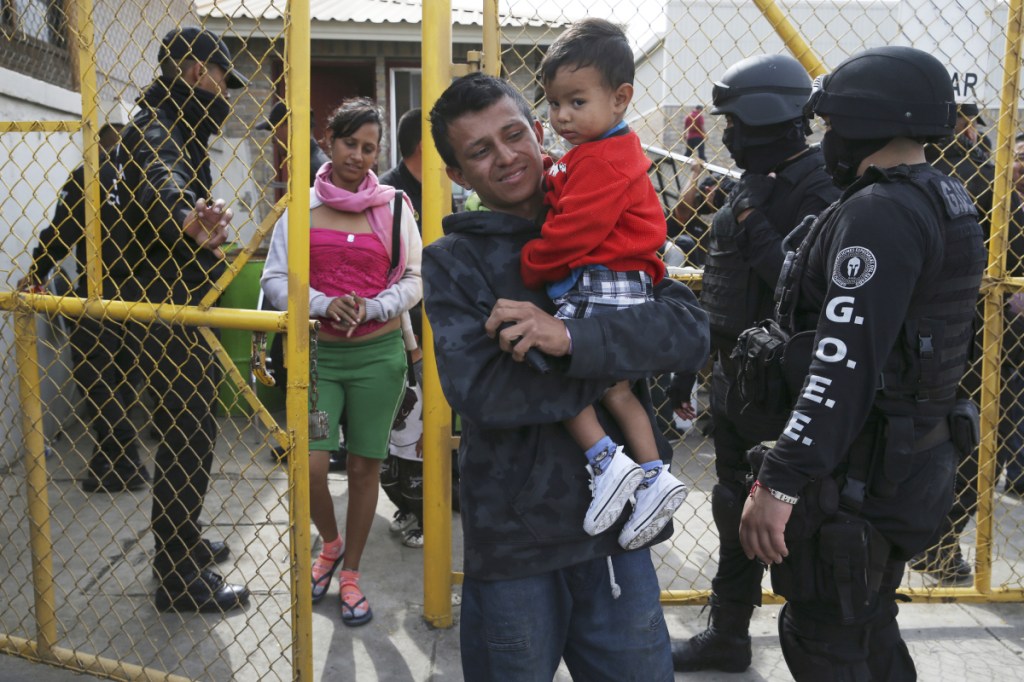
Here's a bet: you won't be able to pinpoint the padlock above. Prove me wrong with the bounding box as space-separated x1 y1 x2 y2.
309 409 330 441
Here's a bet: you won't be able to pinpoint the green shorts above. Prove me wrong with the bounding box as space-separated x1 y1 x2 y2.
309 329 406 458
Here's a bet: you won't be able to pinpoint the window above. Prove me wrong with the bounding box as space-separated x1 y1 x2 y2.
1 0 73 90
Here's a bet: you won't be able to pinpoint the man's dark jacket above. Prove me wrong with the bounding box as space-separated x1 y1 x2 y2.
107 78 226 304
423 209 709 580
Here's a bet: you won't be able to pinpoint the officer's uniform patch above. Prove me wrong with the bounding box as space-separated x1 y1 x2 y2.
832 246 877 289
931 175 977 219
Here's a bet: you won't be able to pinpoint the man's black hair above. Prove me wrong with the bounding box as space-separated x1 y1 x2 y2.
539 18 633 90
395 108 422 158
326 97 385 143
429 72 534 168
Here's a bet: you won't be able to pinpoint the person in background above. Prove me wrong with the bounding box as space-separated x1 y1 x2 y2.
261 97 422 626
378 106 461 519
684 104 707 161
256 100 329 186
914 101 1024 582
672 54 839 674
19 123 153 494
381 368 425 548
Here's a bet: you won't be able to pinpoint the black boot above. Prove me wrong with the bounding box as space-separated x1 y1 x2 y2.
909 544 972 584
672 596 754 672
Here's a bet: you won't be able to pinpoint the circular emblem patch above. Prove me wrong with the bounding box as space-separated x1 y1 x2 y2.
832 246 876 289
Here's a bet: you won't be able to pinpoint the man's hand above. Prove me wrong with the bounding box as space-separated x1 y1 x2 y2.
485 299 570 361
739 483 793 565
326 292 365 337
183 198 232 259
16 275 43 292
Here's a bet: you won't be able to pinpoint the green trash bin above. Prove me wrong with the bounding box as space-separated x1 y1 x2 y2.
216 247 285 416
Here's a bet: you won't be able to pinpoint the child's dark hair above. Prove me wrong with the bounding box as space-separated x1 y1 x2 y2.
540 18 634 89
326 97 385 142
429 72 535 168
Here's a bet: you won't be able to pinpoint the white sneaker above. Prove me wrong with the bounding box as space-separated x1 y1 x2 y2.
618 469 688 550
583 446 644 536
402 527 424 548
389 510 416 534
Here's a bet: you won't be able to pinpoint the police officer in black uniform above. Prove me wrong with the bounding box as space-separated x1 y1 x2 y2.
671 54 839 673
21 123 153 493
107 26 250 612
739 46 985 680
914 104 1024 583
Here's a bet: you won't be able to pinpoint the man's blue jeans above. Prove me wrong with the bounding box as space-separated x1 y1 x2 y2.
460 549 672 681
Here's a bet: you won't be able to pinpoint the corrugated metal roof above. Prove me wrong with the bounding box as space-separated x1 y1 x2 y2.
194 0 566 29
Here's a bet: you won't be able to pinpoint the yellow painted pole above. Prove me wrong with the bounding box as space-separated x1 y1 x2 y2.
0 635 193 682
0 293 287 332
482 0 500 76
14 310 57 656
975 0 1024 595
284 0 314 678
198 327 290 451
752 0 828 77
421 0 455 629
71 0 102 300
198 198 287 310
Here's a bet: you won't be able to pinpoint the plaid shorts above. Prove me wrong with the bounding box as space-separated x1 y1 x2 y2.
553 267 654 320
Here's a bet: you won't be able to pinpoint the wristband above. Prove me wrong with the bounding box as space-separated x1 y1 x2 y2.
564 324 573 354
749 479 799 505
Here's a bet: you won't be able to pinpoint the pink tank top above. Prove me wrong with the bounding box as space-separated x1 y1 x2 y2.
310 228 390 336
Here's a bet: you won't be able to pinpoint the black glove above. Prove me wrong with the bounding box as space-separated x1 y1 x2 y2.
728 174 775 216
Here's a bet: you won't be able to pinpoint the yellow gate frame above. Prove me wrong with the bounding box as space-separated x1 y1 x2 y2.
0 1 319 678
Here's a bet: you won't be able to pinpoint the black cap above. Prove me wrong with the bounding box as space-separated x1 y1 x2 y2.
159 27 247 89
958 102 986 126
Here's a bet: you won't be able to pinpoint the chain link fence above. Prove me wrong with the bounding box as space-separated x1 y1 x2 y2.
497 0 1024 602
4 0 1024 679
1 0 307 679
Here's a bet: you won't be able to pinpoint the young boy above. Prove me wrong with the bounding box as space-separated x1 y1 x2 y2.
520 18 688 550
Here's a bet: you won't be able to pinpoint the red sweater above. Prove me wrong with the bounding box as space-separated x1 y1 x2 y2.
521 131 667 290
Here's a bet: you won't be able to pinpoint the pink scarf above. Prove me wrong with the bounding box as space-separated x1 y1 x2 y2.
313 162 406 286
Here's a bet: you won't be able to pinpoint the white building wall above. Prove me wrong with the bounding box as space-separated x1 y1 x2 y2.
0 69 86 465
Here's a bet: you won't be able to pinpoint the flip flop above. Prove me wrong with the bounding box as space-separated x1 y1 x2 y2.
311 548 344 603
339 569 373 626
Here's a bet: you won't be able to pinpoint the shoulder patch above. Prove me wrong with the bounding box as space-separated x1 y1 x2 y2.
930 175 977 219
832 246 877 289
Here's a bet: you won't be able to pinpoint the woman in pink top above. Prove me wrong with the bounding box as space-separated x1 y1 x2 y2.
261 98 422 625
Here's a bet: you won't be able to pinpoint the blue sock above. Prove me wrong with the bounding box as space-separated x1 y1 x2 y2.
640 461 663 487
584 436 617 466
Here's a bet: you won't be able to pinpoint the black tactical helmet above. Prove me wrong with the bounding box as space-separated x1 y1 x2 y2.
710 54 811 126
807 46 955 141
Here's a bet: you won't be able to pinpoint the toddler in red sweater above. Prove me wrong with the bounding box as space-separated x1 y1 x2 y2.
520 18 689 550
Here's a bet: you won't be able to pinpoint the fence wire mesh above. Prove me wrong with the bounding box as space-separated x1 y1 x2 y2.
1 1 304 679
4 0 1024 680
499 0 1024 601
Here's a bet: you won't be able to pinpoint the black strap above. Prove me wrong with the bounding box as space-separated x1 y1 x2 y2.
391 190 403 271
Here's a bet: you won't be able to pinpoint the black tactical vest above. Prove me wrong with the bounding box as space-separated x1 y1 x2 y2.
702 150 830 352
777 165 985 417
875 168 985 415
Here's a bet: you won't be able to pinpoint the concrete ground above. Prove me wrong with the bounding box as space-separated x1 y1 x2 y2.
2 411 1024 681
